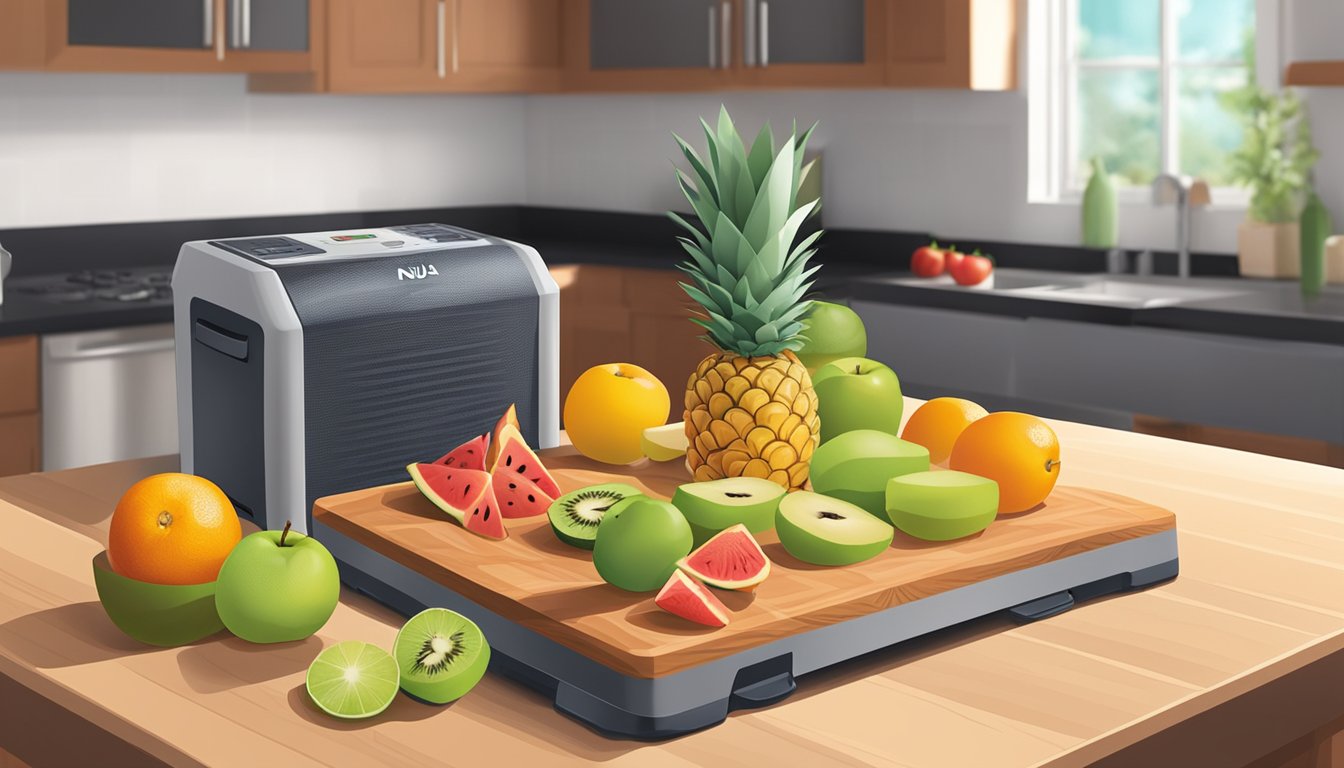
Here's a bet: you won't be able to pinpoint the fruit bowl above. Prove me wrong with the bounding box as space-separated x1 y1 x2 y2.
92 551 226 647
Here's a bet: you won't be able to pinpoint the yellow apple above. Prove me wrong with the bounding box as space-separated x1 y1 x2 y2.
564 363 670 464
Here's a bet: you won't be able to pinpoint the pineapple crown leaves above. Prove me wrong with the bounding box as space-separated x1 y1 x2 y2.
669 105 823 357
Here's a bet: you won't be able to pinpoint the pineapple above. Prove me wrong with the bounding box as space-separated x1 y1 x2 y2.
671 107 822 491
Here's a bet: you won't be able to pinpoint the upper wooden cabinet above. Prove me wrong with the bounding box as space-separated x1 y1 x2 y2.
569 0 728 91
40 0 319 73
1284 61 1344 87
0 0 46 68
325 0 563 93
2 0 1016 92
741 0 885 88
885 0 1017 90
567 0 885 91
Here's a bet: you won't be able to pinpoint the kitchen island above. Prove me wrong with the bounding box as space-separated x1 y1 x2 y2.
1 406 1343 767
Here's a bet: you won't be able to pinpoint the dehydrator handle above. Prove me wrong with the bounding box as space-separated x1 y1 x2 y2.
193 318 249 361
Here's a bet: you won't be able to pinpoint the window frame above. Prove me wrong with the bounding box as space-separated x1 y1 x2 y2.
1037 0 1267 206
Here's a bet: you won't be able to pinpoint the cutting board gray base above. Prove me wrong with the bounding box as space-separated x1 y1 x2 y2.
315 520 1178 741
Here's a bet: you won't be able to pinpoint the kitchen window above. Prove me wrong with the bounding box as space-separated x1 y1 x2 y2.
1032 0 1263 201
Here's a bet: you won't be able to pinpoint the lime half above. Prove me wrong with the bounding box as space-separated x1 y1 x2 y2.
306 640 400 720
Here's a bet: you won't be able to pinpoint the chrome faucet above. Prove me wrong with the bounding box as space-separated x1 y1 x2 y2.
1151 174 1210 278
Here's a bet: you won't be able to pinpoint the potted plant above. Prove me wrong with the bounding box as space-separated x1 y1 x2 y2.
1228 87 1319 278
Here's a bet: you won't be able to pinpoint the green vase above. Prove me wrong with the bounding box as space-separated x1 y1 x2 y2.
1300 192 1331 298
1082 157 1117 248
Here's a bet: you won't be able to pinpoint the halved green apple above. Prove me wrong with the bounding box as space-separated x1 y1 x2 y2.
885 470 998 541
775 491 894 566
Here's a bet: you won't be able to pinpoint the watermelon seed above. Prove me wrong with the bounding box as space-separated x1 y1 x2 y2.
518 464 528 473
527 495 535 503
509 482 517 489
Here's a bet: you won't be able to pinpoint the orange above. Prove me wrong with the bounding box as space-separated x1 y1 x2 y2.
564 363 670 464
901 397 989 465
107 473 242 585
948 412 1060 514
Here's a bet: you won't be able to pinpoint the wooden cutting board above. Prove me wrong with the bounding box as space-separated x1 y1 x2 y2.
312 446 1175 679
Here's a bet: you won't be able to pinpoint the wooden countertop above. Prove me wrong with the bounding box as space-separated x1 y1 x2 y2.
2 400 1344 767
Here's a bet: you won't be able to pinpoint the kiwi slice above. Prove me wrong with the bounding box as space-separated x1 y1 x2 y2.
548 483 643 550
393 608 490 705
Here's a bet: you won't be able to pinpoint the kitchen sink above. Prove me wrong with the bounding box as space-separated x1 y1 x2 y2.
893 269 1250 309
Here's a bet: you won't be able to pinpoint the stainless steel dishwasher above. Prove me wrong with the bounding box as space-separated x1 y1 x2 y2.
41 324 178 471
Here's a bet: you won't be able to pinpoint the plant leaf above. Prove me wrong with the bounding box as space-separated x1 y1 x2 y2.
746 122 775 191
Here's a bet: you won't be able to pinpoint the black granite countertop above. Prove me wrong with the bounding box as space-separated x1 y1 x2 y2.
0 288 173 337
2 205 1341 346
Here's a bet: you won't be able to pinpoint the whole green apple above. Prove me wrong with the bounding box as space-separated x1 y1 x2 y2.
810 429 930 519
215 523 340 643
593 496 692 592
796 301 868 372
812 356 904 444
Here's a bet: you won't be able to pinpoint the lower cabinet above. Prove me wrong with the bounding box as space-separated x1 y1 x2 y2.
0 335 40 477
0 413 40 478
1015 318 1344 445
853 299 1344 450
551 264 714 424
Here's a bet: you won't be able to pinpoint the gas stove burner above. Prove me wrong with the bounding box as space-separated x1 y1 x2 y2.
14 268 174 305
46 288 95 303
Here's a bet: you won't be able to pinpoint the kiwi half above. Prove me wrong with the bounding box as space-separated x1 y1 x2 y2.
548 483 643 550
394 608 490 705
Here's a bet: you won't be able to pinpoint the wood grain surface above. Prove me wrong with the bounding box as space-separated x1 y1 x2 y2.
1 399 1343 767
314 448 1175 678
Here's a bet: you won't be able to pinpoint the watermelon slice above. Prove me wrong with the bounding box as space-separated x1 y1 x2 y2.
490 423 561 499
463 486 506 540
492 470 553 519
654 570 730 628
406 463 506 539
485 404 521 469
434 433 490 471
677 524 770 591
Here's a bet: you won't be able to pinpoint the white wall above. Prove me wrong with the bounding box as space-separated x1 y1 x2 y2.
0 73 527 229
1288 1 1344 233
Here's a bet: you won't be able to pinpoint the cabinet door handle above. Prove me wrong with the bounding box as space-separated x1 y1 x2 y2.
451 0 460 74
202 0 213 47
743 0 755 67
229 0 241 47
241 0 251 47
707 5 717 68
436 0 447 77
720 1 731 69
760 0 769 67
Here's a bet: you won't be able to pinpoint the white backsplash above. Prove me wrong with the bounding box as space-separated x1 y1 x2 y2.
0 73 528 230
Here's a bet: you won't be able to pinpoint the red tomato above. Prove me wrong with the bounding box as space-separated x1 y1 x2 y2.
950 253 994 286
911 242 946 277
944 247 966 272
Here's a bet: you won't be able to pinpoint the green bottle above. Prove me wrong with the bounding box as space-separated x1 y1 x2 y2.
1300 191 1331 298
1082 156 1117 248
